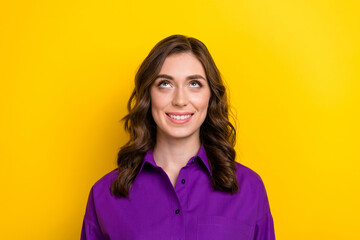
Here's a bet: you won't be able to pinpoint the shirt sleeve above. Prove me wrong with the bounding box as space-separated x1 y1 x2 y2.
253 178 276 240
81 187 106 240
253 212 275 240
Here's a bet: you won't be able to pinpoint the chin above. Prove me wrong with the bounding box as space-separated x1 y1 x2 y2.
165 129 199 140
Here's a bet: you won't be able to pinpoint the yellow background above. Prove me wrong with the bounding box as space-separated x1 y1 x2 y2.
1 0 359 239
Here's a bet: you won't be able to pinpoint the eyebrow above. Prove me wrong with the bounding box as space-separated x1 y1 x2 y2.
155 74 206 81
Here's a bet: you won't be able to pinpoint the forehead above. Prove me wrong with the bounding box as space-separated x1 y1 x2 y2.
159 52 206 77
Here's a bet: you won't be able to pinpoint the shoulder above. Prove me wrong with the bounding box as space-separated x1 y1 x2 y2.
234 162 272 220
234 161 266 189
91 168 119 195
234 161 270 208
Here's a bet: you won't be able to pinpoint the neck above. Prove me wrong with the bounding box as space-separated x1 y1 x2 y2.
153 132 201 171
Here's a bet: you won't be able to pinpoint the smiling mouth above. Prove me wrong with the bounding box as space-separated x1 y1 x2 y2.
166 113 194 120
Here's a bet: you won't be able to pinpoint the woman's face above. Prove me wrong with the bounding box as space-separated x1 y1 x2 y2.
150 52 211 141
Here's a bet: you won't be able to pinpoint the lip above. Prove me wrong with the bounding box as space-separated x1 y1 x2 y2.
165 112 194 124
166 112 194 115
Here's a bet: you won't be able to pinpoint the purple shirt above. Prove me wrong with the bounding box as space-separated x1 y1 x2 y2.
81 145 275 240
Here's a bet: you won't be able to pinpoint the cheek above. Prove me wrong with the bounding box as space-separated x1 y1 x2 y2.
193 91 211 111
150 89 166 115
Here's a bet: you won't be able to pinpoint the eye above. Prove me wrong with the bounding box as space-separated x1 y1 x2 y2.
189 80 202 88
158 80 172 88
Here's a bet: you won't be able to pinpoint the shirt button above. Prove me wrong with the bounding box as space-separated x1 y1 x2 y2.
175 209 180 214
181 179 186 184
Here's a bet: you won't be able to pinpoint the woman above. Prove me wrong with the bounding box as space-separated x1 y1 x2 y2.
81 35 275 240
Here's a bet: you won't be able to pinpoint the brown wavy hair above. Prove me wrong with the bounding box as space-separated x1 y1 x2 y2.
110 34 238 198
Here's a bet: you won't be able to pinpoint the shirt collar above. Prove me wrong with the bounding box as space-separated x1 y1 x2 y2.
137 144 212 177
196 145 212 176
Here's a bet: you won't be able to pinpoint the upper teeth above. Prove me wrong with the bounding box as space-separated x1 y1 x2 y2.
169 114 192 120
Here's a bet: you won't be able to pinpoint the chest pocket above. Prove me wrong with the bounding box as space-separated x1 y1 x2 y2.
196 215 252 240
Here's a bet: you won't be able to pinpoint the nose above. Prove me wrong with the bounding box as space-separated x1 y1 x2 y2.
172 87 188 107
